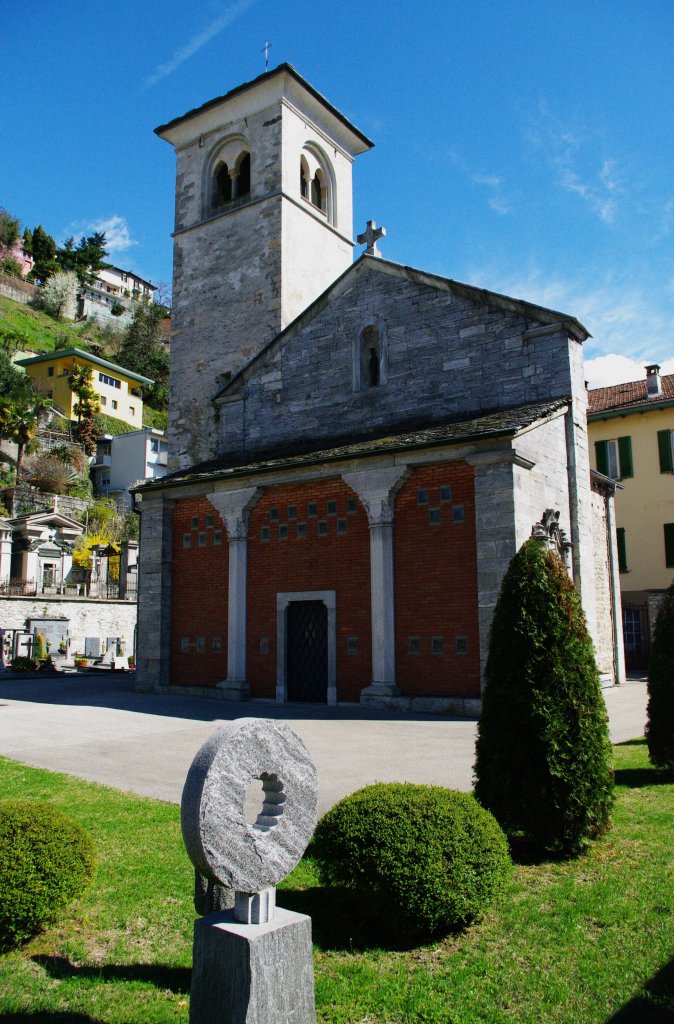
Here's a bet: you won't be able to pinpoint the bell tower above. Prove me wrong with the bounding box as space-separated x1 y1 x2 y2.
155 64 373 469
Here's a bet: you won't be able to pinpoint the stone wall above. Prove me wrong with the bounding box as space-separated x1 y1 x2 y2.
218 262 583 458
591 487 616 680
0 596 137 654
0 272 39 305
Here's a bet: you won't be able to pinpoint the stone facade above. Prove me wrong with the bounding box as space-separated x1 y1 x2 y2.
136 65 625 708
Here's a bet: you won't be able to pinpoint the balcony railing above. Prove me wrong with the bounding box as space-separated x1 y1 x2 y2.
0 577 137 600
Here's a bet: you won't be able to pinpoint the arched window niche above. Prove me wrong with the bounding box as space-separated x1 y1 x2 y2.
203 135 251 218
353 317 388 391
299 144 335 224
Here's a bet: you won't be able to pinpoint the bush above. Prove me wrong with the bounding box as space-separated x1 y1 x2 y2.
39 655 55 672
32 632 45 661
0 801 97 949
474 539 614 856
10 656 38 672
312 783 511 940
646 580 674 769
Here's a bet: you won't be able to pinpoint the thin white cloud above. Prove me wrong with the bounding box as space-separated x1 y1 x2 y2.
91 215 136 253
65 215 136 253
144 0 257 88
449 152 512 215
528 101 624 225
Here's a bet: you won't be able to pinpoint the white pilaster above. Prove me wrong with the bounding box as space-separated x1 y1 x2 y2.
207 487 260 699
342 466 408 701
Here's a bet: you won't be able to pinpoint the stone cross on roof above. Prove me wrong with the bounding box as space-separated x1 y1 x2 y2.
357 219 386 257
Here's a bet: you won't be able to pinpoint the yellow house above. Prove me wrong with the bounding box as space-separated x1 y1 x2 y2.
588 363 674 667
16 348 153 430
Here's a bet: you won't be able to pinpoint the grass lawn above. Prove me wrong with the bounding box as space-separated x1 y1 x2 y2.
0 740 672 1023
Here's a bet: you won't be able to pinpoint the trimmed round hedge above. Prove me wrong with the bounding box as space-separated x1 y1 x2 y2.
312 783 511 939
0 801 97 950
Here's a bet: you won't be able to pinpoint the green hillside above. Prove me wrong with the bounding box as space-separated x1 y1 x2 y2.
0 295 118 355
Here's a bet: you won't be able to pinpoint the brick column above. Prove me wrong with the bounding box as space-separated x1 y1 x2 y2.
136 496 174 691
342 466 408 703
207 487 260 700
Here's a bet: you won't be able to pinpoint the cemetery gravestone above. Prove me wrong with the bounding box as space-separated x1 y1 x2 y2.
181 718 318 1024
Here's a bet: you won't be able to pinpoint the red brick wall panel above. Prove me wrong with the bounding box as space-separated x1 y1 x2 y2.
171 497 228 686
394 463 480 697
247 478 372 701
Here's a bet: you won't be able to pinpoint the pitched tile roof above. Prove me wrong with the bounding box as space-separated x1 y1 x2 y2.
138 398 567 492
587 373 674 415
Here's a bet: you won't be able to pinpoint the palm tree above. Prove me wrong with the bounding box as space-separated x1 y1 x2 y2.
0 393 52 513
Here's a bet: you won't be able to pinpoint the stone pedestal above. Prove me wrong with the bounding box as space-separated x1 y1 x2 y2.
190 908 316 1024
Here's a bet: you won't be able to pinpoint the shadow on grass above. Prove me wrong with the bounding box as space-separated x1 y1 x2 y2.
615 766 674 789
0 1015 103 1023
606 957 674 1023
30 955 190 993
278 888 462 953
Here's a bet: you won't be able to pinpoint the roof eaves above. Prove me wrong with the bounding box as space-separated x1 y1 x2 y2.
155 63 374 150
15 348 154 387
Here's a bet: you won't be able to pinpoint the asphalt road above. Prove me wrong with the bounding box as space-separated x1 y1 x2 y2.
0 672 649 815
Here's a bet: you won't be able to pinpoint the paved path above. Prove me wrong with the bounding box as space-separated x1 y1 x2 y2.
0 673 648 815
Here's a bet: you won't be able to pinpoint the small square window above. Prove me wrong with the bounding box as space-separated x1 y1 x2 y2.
269 507 279 521
183 533 191 548
408 636 421 654
111 400 118 410
100 395 107 406
347 497 357 514
288 505 297 520
180 637 189 653
191 516 199 529
455 636 468 655
417 488 429 506
327 500 337 516
260 526 270 541
212 637 221 652
318 520 328 536
205 514 214 528
452 505 465 523
47 366 54 377
307 502 317 518
260 636 269 654
337 519 347 535
429 508 441 525
431 636 445 654
279 524 288 540
347 636 358 654
214 530 222 545
198 532 206 547
129 405 135 416
196 637 205 653
296 522 306 539
440 485 452 502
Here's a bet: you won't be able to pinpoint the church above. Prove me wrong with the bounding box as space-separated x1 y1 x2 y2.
135 64 625 710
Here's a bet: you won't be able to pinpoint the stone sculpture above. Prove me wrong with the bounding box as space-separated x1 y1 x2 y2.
181 718 318 1023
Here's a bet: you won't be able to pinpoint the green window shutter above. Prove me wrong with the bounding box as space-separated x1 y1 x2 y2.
616 528 627 573
618 436 633 479
657 430 673 473
665 524 674 568
595 440 609 476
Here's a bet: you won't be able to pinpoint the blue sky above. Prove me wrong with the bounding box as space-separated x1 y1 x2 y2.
2 0 673 387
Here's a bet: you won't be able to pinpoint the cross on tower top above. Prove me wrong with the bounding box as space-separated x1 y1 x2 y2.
261 40 272 71
357 220 386 257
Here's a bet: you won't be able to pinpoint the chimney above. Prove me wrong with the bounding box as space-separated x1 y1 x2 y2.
646 364 661 397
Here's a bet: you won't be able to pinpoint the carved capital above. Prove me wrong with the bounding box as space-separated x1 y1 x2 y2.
341 466 409 528
207 487 261 542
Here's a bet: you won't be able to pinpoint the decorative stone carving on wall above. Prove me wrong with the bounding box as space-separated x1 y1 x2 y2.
531 508 573 570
